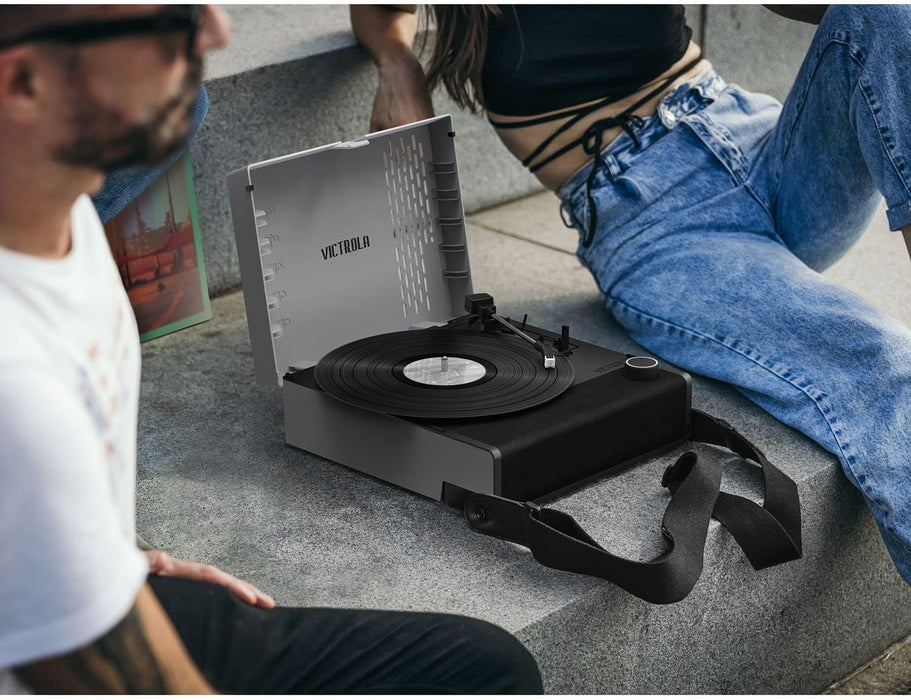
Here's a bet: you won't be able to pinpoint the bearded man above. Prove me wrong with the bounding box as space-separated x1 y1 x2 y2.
0 5 542 693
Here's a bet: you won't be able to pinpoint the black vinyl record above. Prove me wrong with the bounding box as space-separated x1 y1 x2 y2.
314 328 574 419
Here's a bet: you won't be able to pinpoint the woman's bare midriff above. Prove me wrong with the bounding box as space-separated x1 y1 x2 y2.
487 41 710 192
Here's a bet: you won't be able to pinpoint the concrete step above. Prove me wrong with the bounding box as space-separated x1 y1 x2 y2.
140 6 911 692
136 189 911 693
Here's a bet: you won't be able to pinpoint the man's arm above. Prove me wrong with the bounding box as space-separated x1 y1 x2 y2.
350 4 434 131
14 584 214 694
764 5 829 25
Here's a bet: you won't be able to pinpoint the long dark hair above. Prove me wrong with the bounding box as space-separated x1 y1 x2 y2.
422 5 501 114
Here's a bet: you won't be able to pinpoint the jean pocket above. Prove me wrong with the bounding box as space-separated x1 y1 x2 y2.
675 89 766 187
564 86 749 245
606 121 736 211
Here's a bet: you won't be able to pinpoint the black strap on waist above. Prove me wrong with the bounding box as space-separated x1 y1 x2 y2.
464 409 802 604
488 52 704 247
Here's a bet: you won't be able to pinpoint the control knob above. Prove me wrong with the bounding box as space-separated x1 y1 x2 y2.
624 356 660 381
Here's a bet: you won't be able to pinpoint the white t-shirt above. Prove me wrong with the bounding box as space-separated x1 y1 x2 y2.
0 195 149 693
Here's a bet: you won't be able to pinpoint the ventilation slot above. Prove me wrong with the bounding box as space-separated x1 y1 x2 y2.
384 136 437 318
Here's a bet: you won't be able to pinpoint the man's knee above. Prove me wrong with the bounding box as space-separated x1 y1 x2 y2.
474 618 543 693
438 615 544 694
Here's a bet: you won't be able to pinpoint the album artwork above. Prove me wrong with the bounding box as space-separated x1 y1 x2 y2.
103 154 211 342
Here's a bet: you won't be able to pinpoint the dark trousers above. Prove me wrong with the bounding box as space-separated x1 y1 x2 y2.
149 575 543 694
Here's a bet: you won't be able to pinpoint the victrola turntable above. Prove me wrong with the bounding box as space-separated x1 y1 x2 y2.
228 116 802 604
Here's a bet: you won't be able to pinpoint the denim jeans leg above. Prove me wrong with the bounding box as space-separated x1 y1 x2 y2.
746 3 911 579
754 4 911 270
606 231 911 583
561 75 911 584
92 85 210 224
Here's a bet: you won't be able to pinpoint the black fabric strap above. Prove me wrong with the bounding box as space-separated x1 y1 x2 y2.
464 410 802 604
687 410 802 568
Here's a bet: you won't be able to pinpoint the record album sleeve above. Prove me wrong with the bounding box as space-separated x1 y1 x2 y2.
103 153 212 342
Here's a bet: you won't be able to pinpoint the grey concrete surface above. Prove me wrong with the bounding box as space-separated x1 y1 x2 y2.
827 633 911 694
137 197 911 693
471 191 579 256
138 5 911 693
703 5 818 101
205 5 355 81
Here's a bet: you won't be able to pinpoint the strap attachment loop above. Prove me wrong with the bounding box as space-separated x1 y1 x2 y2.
662 450 698 493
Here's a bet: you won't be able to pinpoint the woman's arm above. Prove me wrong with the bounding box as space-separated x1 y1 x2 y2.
350 4 434 131
350 4 419 67
763 5 829 25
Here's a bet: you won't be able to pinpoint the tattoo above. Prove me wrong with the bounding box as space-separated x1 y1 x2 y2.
14 604 167 693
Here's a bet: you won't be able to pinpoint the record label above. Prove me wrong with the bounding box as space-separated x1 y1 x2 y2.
402 356 488 386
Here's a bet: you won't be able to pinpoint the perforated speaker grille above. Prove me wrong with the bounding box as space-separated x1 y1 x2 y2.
384 134 436 319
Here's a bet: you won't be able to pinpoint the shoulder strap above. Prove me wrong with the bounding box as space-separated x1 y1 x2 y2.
687 410 802 568
464 410 802 603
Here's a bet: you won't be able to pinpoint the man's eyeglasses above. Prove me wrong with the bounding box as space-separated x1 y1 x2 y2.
0 5 202 59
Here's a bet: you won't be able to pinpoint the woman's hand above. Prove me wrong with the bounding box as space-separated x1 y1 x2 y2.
145 550 276 609
371 54 435 132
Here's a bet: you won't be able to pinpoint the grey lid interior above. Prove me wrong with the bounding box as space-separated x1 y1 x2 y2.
229 115 472 386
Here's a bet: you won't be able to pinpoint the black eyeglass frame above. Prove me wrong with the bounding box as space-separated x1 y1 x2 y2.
0 5 202 58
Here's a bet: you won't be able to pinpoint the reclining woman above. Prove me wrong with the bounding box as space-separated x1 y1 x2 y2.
351 4 911 584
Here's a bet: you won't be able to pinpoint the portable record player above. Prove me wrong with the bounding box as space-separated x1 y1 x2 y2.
227 115 801 604
227 115 692 505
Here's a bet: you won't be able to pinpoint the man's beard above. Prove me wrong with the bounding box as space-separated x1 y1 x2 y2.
53 57 203 172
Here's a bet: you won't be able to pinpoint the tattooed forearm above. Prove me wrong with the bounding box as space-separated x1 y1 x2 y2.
14 584 213 693
15 604 164 692
92 605 166 692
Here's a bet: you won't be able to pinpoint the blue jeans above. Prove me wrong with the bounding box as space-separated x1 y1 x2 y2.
558 5 911 582
92 85 210 224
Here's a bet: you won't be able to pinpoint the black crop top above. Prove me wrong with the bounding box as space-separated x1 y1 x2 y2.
481 5 692 116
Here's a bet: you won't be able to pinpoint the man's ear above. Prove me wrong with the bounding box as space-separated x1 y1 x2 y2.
0 48 44 123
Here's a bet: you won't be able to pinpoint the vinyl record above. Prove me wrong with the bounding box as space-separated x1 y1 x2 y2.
314 328 574 419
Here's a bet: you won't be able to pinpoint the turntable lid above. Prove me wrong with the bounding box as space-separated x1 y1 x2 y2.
227 115 473 386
